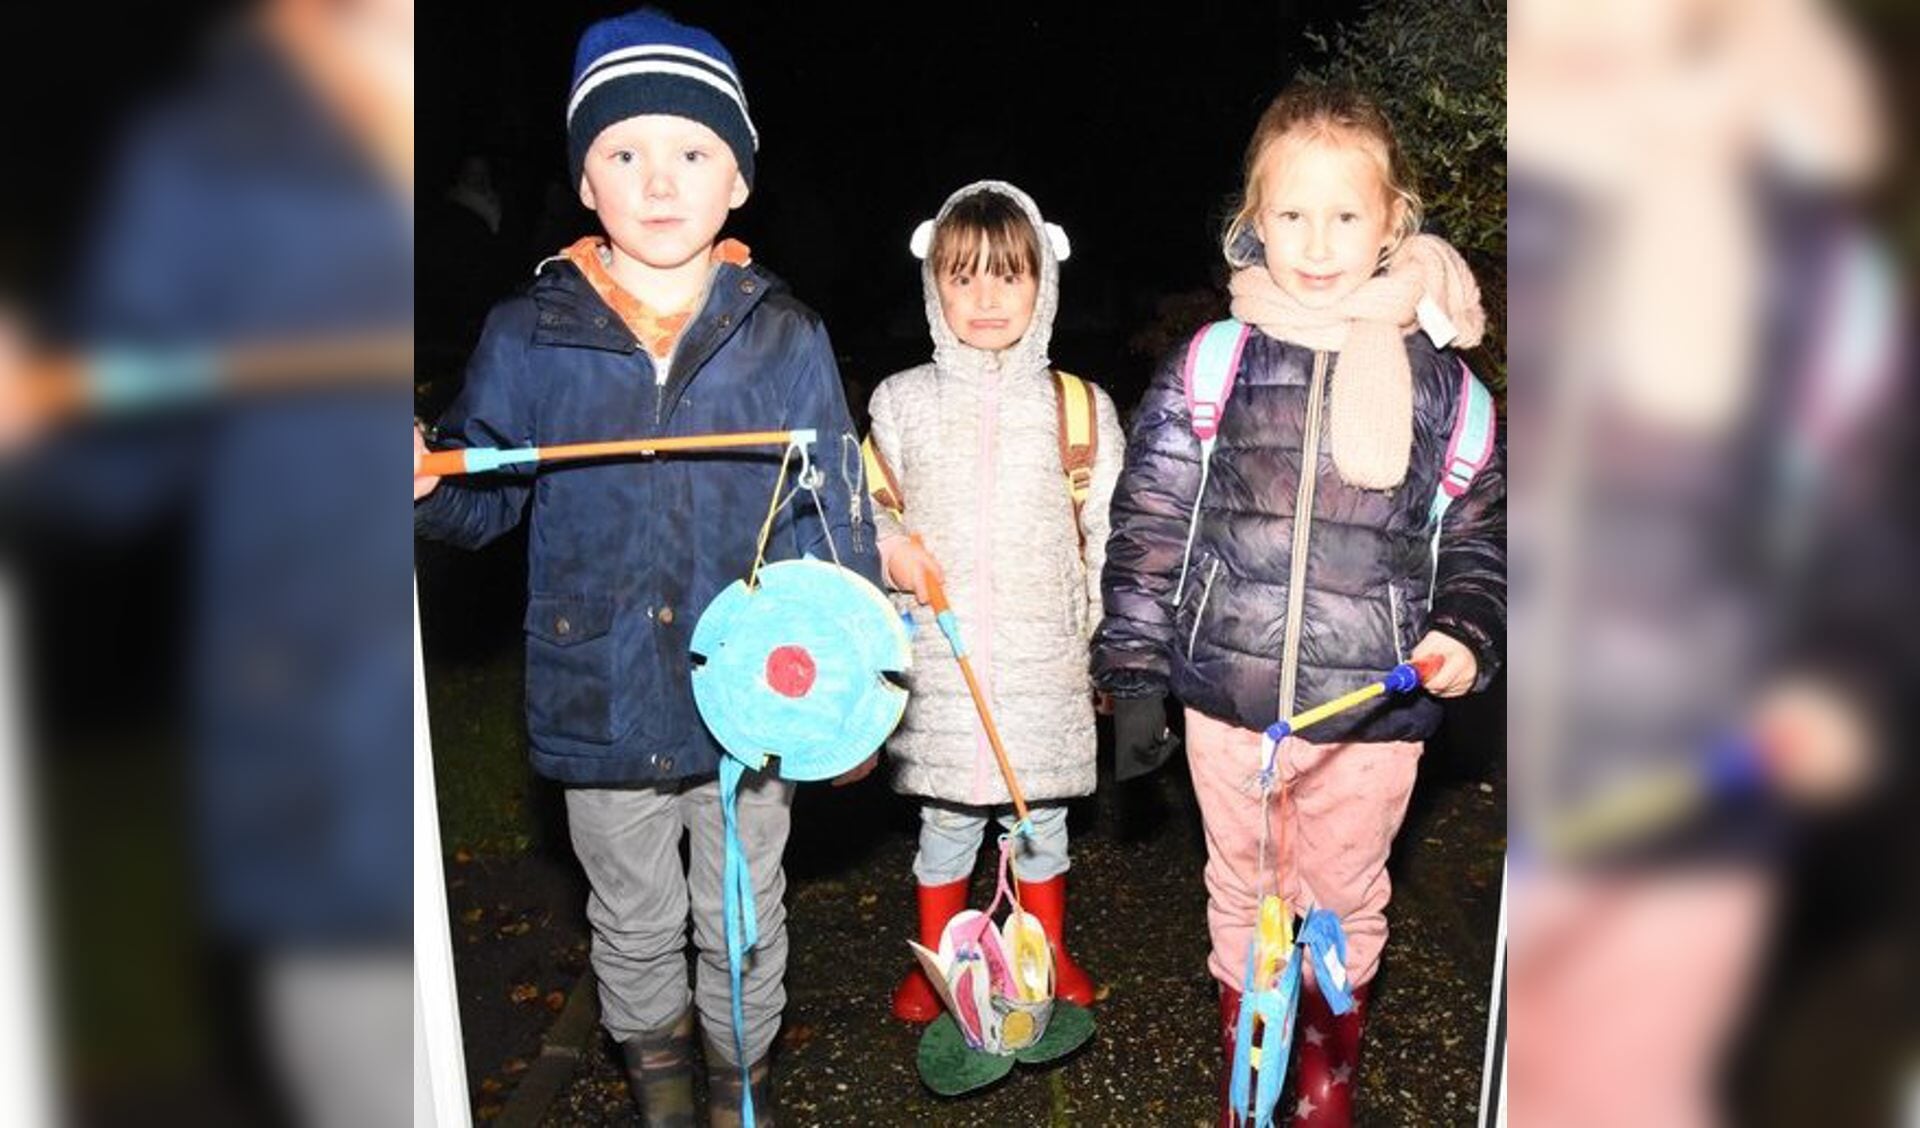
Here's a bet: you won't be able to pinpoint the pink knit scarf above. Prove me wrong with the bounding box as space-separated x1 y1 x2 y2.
1228 234 1485 489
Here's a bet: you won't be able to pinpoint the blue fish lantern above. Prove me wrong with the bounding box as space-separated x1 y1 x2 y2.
1229 904 1354 1127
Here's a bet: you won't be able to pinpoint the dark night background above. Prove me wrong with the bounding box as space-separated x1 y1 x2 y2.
417 0 1367 422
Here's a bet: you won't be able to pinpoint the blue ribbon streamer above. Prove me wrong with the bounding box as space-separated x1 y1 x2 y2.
718 757 759 1128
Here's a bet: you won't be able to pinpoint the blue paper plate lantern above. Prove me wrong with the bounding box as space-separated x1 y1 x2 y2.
690 559 911 781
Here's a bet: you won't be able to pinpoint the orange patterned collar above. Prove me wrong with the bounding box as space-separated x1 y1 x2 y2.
561 236 753 360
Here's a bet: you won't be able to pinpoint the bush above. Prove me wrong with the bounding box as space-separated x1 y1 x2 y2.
1300 0 1507 382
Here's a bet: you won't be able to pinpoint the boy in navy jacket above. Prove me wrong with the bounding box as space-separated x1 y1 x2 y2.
415 10 877 1122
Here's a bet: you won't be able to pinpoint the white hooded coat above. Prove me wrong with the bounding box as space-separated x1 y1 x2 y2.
866 181 1125 804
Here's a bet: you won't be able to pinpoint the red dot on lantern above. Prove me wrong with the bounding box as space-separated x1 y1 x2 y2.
765 645 817 698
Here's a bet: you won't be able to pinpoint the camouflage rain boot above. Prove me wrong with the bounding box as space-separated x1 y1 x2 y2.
703 1037 775 1128
619 1010 696 1127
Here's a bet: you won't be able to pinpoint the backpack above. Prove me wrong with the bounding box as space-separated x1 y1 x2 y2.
1173 318 1496 599
863 370 1101 554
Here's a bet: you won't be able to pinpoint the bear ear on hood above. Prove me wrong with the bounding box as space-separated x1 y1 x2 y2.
1044 222 1070 262
909 219 936 260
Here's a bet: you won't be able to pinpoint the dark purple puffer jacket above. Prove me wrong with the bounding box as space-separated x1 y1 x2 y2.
1093 328 1504 741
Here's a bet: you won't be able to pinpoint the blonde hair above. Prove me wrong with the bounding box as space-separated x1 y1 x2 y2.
1222 84 1423 269
929 189 1041 279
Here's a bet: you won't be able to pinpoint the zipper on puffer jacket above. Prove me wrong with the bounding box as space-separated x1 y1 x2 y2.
1388 582 1406 664
1278 350 1330 719
1186 557 1221 659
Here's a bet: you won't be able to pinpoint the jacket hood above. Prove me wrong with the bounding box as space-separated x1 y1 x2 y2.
917 179 1066 376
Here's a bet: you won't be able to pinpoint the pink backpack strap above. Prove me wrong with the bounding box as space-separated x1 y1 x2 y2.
1438 357 1497 503
1427 357 1498 598
1183 319 1252 447
1173 319 1251 600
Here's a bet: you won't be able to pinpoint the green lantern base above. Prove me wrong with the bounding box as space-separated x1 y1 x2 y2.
915 1002 1096 1096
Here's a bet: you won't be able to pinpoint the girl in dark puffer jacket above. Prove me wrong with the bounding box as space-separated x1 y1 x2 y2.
1093 85 1505 1127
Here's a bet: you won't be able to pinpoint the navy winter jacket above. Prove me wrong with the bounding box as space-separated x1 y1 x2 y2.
1093 329 1505 742
415 256 881 784
48 28 413 945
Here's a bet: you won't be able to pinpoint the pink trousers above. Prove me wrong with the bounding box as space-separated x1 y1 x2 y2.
1507 869 1773 1128
1184 708 1423 991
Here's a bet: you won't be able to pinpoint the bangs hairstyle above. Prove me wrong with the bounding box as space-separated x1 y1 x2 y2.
929 190 1042 279
1222 84 1423 269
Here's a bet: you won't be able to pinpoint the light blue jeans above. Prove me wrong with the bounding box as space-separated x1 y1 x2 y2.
912 800 1070 885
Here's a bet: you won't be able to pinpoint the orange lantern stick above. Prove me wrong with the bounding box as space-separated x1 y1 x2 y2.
23 330 412 422
415 429 817 478
916 542 1032 831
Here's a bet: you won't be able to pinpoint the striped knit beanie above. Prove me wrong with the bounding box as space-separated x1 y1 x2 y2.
566 9 758 190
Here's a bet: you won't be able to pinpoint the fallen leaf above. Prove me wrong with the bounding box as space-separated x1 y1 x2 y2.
780 1023 818 1050
1093 983 1113 1002
543 989 567 1013
501 1057 529 1076
460 907 485 925
478 1077 503 1095
508 983 539 1005
452 847 474 865
476 1103 502 1121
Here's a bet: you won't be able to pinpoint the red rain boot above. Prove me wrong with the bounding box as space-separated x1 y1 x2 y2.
1288 980 1369 1126
1218 983 1243 1128
890 877 970 1023
1014 874 1096 1006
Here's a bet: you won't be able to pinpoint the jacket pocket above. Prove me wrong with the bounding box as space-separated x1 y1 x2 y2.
1388 583 1407 664
1184 556 1223 660
524 594 620 744
1388 581 1429 664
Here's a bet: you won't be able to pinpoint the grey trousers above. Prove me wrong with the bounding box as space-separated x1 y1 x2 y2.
565 771 794 1066
264 951 410 1128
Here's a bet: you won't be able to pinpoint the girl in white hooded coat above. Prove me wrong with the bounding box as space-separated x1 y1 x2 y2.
865 182 1123 1020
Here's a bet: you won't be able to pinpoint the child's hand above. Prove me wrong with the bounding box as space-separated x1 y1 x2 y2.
1410 631 1477 697
0 311 45 455
413 423 440 500
1112 694 1178 781
880 536 946 606
831 751 879 787
1751 679 1877 807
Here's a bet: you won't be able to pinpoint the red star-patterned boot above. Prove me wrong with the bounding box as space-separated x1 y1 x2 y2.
890 877 970 1023
1288 981 1369 1126
1014 875 1096 1005
1218 983 1243 1128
